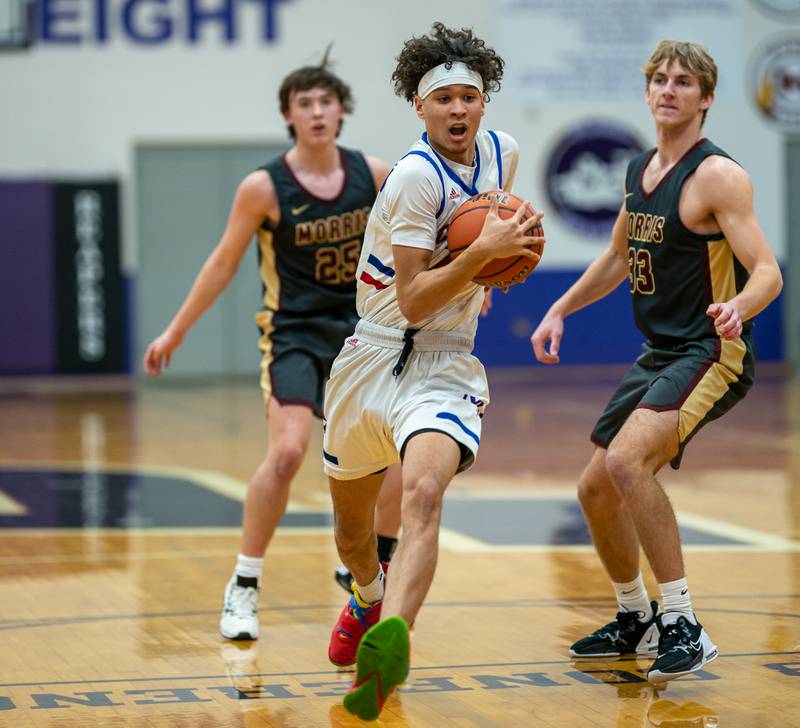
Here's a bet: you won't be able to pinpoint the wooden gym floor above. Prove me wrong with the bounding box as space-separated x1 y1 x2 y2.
0 364 798 727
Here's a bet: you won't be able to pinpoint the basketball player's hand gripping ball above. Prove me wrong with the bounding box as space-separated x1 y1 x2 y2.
446 191 545 289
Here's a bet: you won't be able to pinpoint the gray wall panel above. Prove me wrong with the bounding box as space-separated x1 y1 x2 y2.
788 138 800 377
136 143 287 377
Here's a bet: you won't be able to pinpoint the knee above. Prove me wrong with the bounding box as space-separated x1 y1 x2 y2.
334 526 370 560
268 442 306 480
402 475 445 527
577 467 621 511
604 446 644 495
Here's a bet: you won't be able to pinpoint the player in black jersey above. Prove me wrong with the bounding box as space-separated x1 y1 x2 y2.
531 40 782 683
142 55 402 641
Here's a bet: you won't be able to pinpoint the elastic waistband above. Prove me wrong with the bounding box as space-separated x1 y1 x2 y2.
354 320 473 352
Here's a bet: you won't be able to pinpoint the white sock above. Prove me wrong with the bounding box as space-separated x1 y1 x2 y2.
612 574 653 621
235 554 264 582
354 564 385 604
659 577 695 624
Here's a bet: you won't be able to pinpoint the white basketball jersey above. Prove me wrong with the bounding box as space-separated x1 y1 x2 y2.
355 129 519 337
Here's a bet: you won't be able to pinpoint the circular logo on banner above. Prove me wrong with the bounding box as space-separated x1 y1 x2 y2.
544 121 645 238
751 36 800 130
750 0 800 18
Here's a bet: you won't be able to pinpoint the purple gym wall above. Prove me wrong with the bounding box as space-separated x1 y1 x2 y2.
0 181 55 374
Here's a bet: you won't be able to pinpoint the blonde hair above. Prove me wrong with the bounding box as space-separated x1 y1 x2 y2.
643 40 718 123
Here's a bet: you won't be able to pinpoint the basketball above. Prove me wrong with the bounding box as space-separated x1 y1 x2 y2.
446 191 544 288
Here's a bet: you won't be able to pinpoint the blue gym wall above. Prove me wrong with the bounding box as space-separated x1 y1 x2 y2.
474 270 784 367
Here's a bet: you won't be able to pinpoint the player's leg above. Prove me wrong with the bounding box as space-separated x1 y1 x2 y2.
334 463 401 592
375 464 402 550
605 408 683 582
322 339 402 666
328 470 386 667
331 471 385 584
570 447 659 658
578 447 641 584
380 431 460 623
242 398 315 554
605 408 717 682
610 336 753 588
570 353 666 655
343 431 461 721
220 398 315 640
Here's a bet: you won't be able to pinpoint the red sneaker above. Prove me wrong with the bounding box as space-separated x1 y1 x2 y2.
328 563 387 667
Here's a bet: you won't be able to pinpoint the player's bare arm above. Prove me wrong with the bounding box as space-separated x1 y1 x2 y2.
394 197 543 324
693 157 783 340
365 156 391 192
143 170 276 376
531 204 629 364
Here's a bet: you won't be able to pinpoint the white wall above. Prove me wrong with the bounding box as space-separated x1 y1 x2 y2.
1 0 792 272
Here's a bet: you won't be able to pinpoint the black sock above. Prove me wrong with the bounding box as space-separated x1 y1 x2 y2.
376 534 398 563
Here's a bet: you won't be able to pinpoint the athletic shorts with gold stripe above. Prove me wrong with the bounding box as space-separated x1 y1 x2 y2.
590 335 754 469
255 308 359 417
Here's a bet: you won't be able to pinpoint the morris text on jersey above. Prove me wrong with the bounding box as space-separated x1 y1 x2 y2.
626 211 665 244
295 207 371 247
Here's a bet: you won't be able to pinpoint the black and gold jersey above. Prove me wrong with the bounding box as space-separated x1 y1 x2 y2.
624 139 751 345
257 147 375 318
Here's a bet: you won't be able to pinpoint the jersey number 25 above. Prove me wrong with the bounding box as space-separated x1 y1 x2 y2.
316 240 360 285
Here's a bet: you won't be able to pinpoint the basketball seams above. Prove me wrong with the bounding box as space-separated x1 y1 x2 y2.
448 244 472 255
473 255 526 279
448 204 518 227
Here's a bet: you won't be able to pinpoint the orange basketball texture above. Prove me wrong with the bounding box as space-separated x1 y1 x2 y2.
446 191 544 288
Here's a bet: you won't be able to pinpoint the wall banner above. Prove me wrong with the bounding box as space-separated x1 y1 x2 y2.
498 0 743 101
53 181 125 373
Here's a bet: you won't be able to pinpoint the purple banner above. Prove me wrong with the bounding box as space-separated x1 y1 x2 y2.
0 182 55 374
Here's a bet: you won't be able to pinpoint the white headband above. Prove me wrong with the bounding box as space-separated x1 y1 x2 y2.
416 61 484 99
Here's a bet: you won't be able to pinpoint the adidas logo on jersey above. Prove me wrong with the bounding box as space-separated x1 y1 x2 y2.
346 338 359 347
449 188 460 200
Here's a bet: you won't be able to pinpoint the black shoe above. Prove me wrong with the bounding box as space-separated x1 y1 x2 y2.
647 613 718 683
334 565 353 593
570 601 660 657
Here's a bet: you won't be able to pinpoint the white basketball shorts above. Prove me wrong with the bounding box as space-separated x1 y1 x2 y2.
322 320 489 481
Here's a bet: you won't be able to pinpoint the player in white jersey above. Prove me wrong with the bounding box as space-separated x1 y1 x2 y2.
323 23 545 721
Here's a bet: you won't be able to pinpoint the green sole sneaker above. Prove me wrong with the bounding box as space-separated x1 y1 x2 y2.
343 616 410 721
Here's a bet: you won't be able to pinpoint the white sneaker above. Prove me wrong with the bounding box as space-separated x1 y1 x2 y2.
220 575 260 640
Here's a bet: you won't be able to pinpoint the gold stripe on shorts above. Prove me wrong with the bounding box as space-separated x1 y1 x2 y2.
256 228 280 404
678 337 746 441
257 309 275 405
678 237 745 441
258 229 280 311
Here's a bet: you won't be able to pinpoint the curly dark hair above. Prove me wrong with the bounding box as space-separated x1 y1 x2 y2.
279 45 353 139
392 22 505 103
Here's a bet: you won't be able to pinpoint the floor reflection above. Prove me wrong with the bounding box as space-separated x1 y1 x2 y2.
568 661 719 728
648 698 719 727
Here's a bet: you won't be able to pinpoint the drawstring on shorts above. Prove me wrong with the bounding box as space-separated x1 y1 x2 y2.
392 328 419 377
